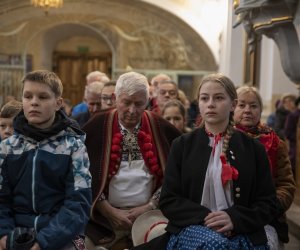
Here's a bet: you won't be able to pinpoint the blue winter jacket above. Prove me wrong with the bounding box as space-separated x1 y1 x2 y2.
0 125 92 249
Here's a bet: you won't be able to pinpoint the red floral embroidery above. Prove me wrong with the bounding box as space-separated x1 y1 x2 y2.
220 154 239 186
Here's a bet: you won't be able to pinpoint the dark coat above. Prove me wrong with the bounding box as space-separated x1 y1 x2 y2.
82 109 181 244
133 127 278 249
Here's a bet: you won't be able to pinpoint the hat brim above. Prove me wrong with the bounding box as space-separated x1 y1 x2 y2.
131 209 168 246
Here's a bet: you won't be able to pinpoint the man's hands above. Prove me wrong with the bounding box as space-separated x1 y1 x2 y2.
204 211 234 237
97 201 153 230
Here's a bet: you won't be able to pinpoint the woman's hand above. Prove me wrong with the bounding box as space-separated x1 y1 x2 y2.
204 211 233 236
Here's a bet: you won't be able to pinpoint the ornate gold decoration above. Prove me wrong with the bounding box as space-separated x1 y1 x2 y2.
31 0 63 14
233 0 240 9
253 16 293 30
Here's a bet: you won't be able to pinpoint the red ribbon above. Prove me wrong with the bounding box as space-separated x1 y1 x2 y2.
144 221 168 243
220 154 239 186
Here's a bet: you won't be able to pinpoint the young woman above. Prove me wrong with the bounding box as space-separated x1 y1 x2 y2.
133 73 278 250
162 99 192 133
234 85 295 249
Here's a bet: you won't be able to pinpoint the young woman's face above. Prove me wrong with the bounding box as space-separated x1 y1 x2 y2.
163 106 185 132
234 92 261 127
22 81 62 129
198 81 236 132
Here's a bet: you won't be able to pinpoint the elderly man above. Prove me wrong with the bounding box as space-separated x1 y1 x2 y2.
151 80 179 116
72 81 103 127
72 71 110 116
83 72 181 249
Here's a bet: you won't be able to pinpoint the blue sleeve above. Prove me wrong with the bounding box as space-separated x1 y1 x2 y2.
35 140 92 250
0 143 15 237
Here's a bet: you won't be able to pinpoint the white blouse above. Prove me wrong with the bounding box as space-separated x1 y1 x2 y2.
201 136 233 211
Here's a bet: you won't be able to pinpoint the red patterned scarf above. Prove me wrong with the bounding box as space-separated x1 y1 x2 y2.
235 123 280 177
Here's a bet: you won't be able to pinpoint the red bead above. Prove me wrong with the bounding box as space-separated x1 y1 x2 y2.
111 153 118 161
112 137 121 144
143 143 152 151
111 145 121 152
144 136 151 143
145 151 154 158
151 164 159 171
149 157 158 165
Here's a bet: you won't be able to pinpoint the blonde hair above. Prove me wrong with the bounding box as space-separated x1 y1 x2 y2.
198 73 237 155
236 85 263 112
22 70 63 97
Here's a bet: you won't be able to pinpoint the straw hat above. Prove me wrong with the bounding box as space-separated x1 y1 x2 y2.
131 209 168 246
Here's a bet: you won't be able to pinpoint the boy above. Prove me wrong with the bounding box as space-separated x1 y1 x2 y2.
0 100 22 140
0 70 92 250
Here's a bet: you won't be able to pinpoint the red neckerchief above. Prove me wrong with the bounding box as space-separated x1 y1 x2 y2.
205 128 239 186
205 129 225 156
235 123 279 177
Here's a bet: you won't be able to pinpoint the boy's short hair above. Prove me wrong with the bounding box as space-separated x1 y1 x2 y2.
22 70 63 97
0 100 23 118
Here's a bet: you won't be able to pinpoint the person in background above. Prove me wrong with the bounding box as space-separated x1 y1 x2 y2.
72 81 103 127
284 96 300 175
234 86 295 249
151 80 179 116
274 93 297 140
0 70 92 250
71 71 110 116
0 100 22 140
133 73 278 250
150 73 171 98
148 74 172 111
161 99 191 133
62 98 73 116
101 81 116 111
82 71 181 250
266 99 281 129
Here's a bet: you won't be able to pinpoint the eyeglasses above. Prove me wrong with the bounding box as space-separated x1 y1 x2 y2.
101 95 114 102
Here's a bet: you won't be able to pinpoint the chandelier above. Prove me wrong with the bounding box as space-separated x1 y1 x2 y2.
31 0 63 14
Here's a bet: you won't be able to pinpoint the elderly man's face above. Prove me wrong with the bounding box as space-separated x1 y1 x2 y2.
116 90 148 131
86 92 101 115
157 83 178 107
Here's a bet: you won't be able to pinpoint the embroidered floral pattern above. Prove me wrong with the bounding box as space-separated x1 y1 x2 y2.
108 129 163 183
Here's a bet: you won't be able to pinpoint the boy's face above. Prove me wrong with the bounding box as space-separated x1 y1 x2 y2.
22 80 62 129
0 117 14 140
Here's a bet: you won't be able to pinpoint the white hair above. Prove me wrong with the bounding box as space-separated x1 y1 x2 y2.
86 71 110 84
84 81 104 97
115 72 149 99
